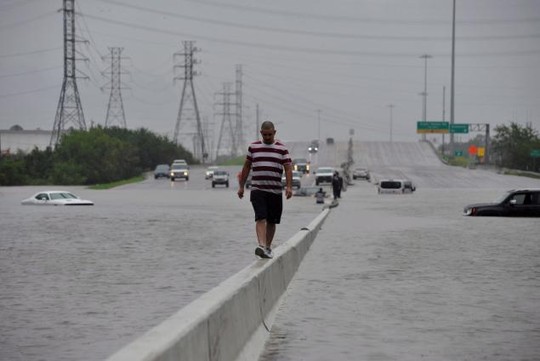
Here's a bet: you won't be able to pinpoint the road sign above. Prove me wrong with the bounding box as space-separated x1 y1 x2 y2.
468 145 478 156
417 121 449 134
530 149 540 158
449 124 469 134
454 150 464 157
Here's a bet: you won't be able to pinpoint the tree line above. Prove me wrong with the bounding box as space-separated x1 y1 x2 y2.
491 122 540 172
437 122 540 172
0 126 195 186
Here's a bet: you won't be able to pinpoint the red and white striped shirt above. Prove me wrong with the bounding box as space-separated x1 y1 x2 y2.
247 140 291 194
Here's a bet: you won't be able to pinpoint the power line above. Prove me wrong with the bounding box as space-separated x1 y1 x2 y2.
182 0 540 26
0 47 61 59
81 14 540 58
91 0 540 42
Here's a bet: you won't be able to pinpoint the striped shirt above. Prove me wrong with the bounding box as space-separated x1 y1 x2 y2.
247 140 291 194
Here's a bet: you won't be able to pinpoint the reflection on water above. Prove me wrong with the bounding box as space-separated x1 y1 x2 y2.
0 185 320 361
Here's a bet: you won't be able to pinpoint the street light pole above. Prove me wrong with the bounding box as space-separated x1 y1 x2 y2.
317 109 321 143
388 104 394 142
450 0 456 153
420 54 432 141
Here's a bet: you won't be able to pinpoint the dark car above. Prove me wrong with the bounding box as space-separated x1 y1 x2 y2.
463 189 540 217
153 164 170 179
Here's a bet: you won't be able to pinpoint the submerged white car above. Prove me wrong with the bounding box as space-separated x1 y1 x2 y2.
21 191 94 206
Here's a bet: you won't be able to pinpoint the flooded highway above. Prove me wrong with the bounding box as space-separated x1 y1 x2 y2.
2 141 540 361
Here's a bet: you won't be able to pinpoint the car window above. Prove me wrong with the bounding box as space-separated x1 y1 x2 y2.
50 193 63 200
36 193 49 201
532 192 540 205
510 193 526 205
380 181 402 189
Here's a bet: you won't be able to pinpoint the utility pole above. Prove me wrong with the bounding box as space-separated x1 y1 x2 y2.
173 40 207 162
50 0 87 147
419 54 432 142
103 47 127 128
449 0 457 153
256 103 260 139
388 104 395 142
442 86 446 155
317 109 321 143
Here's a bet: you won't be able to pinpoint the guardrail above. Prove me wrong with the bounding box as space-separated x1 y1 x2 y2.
106 208 330 361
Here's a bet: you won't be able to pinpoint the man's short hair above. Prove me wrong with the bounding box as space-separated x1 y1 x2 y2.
261 121 275 130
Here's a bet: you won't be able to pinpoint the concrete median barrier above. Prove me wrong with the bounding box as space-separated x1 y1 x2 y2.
106 208 330 361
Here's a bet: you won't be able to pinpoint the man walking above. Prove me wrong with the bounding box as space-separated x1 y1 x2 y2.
237 121 293 259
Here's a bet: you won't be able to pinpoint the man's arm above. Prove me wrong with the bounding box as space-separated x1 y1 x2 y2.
237 159 251 199
283 163 293 199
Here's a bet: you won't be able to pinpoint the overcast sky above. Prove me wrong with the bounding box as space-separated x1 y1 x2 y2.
1 0 539 151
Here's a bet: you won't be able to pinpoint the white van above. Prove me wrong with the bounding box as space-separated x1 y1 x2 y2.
377 179 415 194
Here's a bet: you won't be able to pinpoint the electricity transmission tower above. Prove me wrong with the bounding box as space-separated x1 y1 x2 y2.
234 64 244 155
215 82 236 159
51 0 87 147
173 41 207 162
103 47 127 128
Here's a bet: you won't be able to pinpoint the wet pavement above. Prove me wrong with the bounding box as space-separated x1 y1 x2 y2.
260 181 540 361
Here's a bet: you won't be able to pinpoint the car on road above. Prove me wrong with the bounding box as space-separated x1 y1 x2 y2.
463 188 540 217
170 164 189 181
281 171 302 189
315 167 335 185
212 170 230 188
294 186 322 197
205 166 219 179
352 167 370 180
377 179 409 194
172 159 188 166
153 164 170 179
21 191 94 206
292 158 310 174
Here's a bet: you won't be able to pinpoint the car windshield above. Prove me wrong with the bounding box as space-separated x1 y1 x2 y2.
493 191 512 203
214 171 227 176
318 168 333 173
171 164 187 170
156 165 168 171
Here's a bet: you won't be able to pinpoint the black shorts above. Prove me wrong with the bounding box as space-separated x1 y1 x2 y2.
250 190 283 224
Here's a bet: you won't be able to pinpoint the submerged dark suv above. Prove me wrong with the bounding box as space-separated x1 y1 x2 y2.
463 189 540 217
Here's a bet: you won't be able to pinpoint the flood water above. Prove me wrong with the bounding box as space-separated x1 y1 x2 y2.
0 167 321 361
260 181 540 361
2 162 540 361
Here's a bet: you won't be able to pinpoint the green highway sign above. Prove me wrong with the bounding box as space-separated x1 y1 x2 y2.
417 121 449 134
530 149 540 158
449 124 469 134
454 150 464 157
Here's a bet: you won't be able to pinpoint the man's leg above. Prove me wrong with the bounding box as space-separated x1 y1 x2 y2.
255 219 267 247
266 222 276 248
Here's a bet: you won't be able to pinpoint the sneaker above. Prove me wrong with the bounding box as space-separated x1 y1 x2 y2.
255 246 270 259
265 247 274 258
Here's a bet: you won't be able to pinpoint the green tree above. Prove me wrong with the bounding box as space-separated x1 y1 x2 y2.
491 122 540 171
0 155 26 185
53 127 140 184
